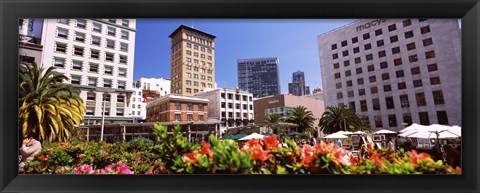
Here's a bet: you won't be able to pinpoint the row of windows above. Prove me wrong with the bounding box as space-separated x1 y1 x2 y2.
55 28 129 51
53 57 128 77
72 75 127 89
331 19 429 50
185 34 213 47
365 110 448 128
221 93 254 101
56 20 130 39
339 90 445 110
185 43 213 53
334 61 438 81
86 92 126 102
221 112 252 119
85 106 126 116
185 65 214 73
54 42 128 64
221 102 253 110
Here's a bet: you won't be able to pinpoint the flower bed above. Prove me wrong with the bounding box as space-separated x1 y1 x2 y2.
23 124 461 174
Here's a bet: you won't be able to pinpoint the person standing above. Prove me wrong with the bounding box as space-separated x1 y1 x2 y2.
19 135 42 172
335 139 343 148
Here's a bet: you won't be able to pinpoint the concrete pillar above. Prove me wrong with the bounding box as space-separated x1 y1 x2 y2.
187 124 191 142
122 125 126 141
86 127 90 141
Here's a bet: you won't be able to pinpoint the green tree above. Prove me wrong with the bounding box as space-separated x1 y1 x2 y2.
19 63 86 142
318 104 372 134
264 113 284 136
286 106 315 137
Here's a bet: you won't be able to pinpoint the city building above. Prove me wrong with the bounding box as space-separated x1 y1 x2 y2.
195 88 255 128
168 25 216 96
40 19 137 124
288 70 310 96
146 94 209 122
18 19 44 66
129 78 171 121
318 19 461 131
237 57 281 98
253 94 325 134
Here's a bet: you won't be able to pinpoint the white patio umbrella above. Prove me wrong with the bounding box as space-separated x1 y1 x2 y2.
238 132 265 141
450 125 462 136
338 131 354 135
353 131 366 135
324 132 349 139
373 129 397 134
398 123 430 133
405 130 460 139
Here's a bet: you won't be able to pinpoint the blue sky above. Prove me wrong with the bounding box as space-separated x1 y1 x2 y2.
133 19 354 93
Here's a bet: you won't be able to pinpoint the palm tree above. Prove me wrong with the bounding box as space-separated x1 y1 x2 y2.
318 104 371 134
264 113 284 134
19 63 86 142
286 106 315 134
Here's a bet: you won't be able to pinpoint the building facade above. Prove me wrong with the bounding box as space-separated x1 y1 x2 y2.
195 88 255 128
40 19 137 124
237 57 281 98
19 19 44 66
253 94 325 132
168 25 216 96
146 95 209 122
129 78 171 121
318 19 461 131
288 70 310 96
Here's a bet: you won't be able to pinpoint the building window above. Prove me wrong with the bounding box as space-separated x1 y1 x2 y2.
121 31 129 40
335 82 342 89
420 26 431 34
103 79 112 88
375 29 383 36
120 43 128 51
175 114 181 121
423 38 433 46
76 19 86 29
57 19 70 25
337 92 343 99
406 42 416 51
120 55 127 64
367 65 374 72
333 63 339 69
92 22 102 32
427 63 438 72
376 39 384 47
53 57 65 68
354 57 361 64
346 80 353 87
372 98 380 110
391 47 400 54
425 51 436 59
403 113 412 126
404 31 414 39
75 32 85 42
345 70 351 77
380 62 388 69
378 50 386 58
409 54 418 62
375 115 383 127
386 97 394 109
72 60 83 70
122 19 129 27
55 42 67 53
403 19 412 27
86 107 95 115
388 24 396 31
186 88 192 93
342 50 349 57
437 111 449 125
360 100 367 112
356 67 363 74
363 33 370 40
364 43 371 50
118 81 126 89
370 87 378 94
432 90 445 105
186 80 191 85
353 47 360 53
419 112 430 125
90 49 99 59
430 77 441 85
411 67 421 75
400 94 409 107
332 53 338 59
117 95 125 103
413 79 423 87
107 27 116 36
73 46 84 56
382 73 390 80
89 63 99 73
369 76 376 83
388 114 397 127
71 75 81 85
103 94 111 102
106 39 115 49
57 28 69 38
366 54 373 61
331 44 337 50
384 85 392 92
347 90 354 98
394 58 402 66
91 36 101 46
344 60 350 67
341 40 347 47
350 37 358 43
390 35 398 43
104 65 113 75
88 77 97 86
415 93 427 106
87 92 96 101
334 73 341 79
398 82 407 90
105 53 114 62
396 70 404 78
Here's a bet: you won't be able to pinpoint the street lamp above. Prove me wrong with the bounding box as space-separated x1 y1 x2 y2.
96 87 115 142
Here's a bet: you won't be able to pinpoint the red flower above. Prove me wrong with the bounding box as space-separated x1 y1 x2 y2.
243 139 262 151
263 135 279 150
349 154 361 165
100 149 108 155
38 155 46 161
249 145 272 165
299 145 318 171
406 150 430 165
369 153 384 167
201 141 213 160
78 154 86 159
183 150 199 164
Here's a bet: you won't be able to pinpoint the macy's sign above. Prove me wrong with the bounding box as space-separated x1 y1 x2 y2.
356 19 387 32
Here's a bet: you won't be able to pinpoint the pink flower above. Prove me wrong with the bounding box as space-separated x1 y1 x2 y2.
145 168 154 174
74 164 94 174
105 164 114 173
116 163 134 174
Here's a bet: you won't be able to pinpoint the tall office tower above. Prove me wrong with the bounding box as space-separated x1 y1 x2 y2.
168 25 216 96
237 57 281 98
288 70 309 96
318 19 461 131
41 19 137 124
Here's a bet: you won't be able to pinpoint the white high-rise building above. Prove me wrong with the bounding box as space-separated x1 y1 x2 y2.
318 19 461 131
130 77 171 121
195 88 255 129
40 19 136 124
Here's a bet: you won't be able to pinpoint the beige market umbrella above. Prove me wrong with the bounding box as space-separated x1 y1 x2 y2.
238 132 265 141
373 129 397 134
324 132 349 139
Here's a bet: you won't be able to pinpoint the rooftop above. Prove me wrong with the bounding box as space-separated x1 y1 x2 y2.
168 25 216 38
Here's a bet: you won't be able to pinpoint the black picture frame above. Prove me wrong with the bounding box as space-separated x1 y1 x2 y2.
1 0 479 192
